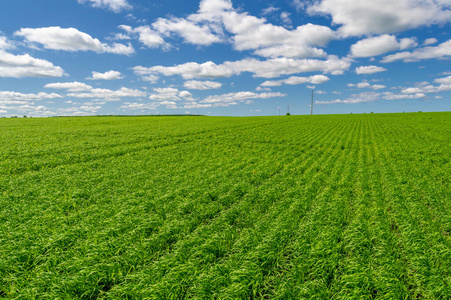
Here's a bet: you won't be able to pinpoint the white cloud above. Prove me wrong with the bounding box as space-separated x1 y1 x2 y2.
184 102 213 109
149 87 182 101
262 7 279 16
0 91 62 104
133 56 350 79
123 99 179 110
382 92 426 100
424 38 438 45
355 65 387 75
261 75 330 87
15 27 135 55
87 70 124 80
77 0 132 12
382 39 451 62
0 36 13 50
200 91 286 106
316 92 380 104
152 17 222 46
256 86 271 92
350 35 417 57
159 101 178 109
400 82 451 94
232 56 350 77
434 75 451 84
227 20 334 58
308 0 451 37
10 105 53 116
44 81 93 92
0 50 65 78
184 80 222 90
135 0 335 58
134 61 233 80
148 87 195 102
67 87 146 101
347 82 386 90
79 104 102 112
142 75 160 83
178 90 195 101
280 12 292 27
119 25 168 49
121 102 158 110
109 33 132 40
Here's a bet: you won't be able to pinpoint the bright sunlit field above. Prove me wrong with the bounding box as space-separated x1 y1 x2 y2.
1 112 450 299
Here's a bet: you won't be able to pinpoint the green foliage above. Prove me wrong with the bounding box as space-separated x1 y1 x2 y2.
0 113 450 298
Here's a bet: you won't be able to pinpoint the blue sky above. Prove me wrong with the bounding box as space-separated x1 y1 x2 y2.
1 0 450 117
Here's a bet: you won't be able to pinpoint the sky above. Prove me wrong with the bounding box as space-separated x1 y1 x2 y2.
0 0 451 117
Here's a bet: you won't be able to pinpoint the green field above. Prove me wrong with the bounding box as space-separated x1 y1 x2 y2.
1 113 450 299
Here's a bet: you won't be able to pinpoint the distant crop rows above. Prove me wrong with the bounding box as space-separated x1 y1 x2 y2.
0 113 450 299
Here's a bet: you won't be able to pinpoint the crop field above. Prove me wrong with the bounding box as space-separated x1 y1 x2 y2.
0 112 450 299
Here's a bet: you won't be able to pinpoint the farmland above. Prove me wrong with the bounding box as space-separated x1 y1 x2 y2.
0 112 450 299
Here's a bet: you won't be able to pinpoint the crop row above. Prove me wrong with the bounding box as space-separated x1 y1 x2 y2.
0 113 450 299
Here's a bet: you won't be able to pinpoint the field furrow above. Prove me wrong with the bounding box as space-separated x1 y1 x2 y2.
0 113 450 299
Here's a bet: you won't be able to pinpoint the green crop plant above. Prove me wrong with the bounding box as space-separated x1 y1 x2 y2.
0 113 450 299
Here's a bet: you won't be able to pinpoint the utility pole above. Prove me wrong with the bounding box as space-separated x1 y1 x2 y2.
310 90 314 115
287 104 290 115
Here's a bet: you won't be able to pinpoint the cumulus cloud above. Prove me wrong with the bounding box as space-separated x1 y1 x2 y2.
215 1 335 58
184 80 222 90
0 36 13 50
316 92 381 104
280 12 292 27
178 90 195 100
133 56 350 80
0 50 65 78
262 6 280 16
149 87 194 101
424 38 438 45
382 39 451 62
134 61 233 80
355 65 387 75
77 0 132 12
87 70 124 80
152 17 223 46
159 101 178 109
122 0 335 58
15 27 135 55
382 92 426 100
149 87 181 101
350 35 417 57
67 87 146 101
183 102 213 109
200 91 286 106
0 91 62 104
121 102 158 110
347 82 386 90
141 74 160 83
226 20 334 58
44 81 93 92
400 81 451 94
308 0 451 37
261 75 330 87
119 25 168 49
434 75 451 84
